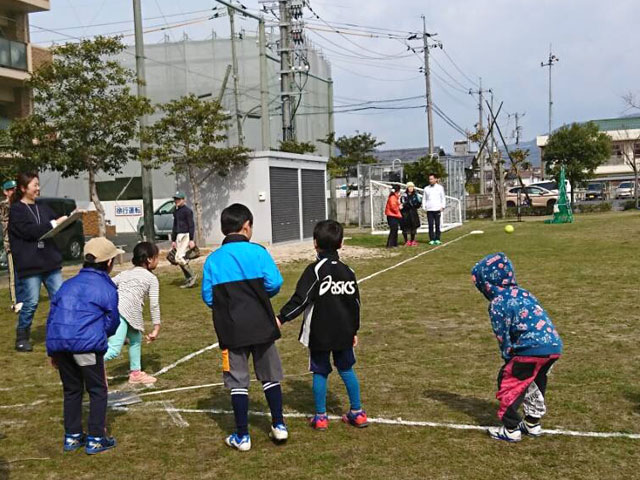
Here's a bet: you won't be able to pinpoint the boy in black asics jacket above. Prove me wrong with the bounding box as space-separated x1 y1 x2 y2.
278 220 368 430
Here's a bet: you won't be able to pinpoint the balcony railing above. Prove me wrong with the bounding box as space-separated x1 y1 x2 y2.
0 38 27 71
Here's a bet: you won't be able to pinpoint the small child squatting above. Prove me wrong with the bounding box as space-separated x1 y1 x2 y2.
278 219 368 430
472 252 563 442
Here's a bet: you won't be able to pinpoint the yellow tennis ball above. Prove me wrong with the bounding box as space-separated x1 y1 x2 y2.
504 225 515 234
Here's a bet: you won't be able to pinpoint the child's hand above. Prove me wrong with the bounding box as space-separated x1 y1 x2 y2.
49 357 58 369
353 335 358 347
145 326 160 343
275 316 282 328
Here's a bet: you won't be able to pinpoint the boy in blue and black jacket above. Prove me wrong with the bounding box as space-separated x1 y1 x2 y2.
201 203 287 451
278 220 368 430
472 252 563 442
46 237 123 455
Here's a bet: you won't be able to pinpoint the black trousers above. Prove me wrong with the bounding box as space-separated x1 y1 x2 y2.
386 216 401 247
427 211 442 241
53 352 108 437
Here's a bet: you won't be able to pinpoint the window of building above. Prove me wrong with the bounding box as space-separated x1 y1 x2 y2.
634 143 640 156
611 143 623 157
96 177 142 201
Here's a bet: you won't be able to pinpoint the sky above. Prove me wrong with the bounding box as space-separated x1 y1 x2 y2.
29 0 640 151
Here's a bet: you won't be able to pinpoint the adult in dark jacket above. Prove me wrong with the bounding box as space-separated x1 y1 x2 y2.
9 172 67 352
46 237 122 454
400 182 422 246
171 191 197 288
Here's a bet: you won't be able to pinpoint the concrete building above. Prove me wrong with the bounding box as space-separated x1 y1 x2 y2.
0 0 50 128
536 115 640 185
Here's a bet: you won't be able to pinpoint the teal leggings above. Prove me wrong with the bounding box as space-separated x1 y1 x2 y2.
105 317 142 372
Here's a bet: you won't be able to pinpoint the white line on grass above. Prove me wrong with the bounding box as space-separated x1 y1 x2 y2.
112 406 640 440
357 231 475 284
153 342 219 377
161 401 190 427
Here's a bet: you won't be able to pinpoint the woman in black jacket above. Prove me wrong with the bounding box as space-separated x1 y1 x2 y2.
9 172 67 352
400 182 422 246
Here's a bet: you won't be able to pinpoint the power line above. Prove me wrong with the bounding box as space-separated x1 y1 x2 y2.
441 47 479 88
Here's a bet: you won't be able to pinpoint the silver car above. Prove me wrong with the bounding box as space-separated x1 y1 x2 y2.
615 181 636 199
136 199 176 239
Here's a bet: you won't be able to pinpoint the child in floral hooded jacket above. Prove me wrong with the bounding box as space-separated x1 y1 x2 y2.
472 252 563 442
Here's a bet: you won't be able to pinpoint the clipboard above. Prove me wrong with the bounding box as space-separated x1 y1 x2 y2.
38 210 85 241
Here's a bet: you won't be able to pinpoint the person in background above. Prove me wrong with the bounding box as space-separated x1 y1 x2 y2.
422 173 446 246
400 182 422 246
171 191 197 288
9 172 67 352
384 185 402 248
1 179 20 312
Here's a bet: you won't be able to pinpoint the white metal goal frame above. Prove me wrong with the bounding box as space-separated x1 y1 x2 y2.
370 180 463 235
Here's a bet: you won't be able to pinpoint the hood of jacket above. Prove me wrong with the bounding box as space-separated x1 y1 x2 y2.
471 252 517 301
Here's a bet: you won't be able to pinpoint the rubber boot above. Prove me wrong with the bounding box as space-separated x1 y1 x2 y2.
15 327 33 352
179 265 196 288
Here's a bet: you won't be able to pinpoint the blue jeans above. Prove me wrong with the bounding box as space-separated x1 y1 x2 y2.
16 269 63 330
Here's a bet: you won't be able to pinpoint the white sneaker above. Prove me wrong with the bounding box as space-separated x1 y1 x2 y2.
269 423 289 442
519 421 542 437
225 433 251 451
487 425 522 442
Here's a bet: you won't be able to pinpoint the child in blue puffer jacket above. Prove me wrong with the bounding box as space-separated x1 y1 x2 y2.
472 252 563 443
46 237 123 455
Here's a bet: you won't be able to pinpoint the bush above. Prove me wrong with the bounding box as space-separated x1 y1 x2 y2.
466 207 493 219
506 206 550 217
575 202 612 214
622 200 639 211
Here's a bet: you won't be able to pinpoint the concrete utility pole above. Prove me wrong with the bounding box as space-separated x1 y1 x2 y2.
228 7 244 146
421 15 435 156
469 77 491 194
541 45 559 179
514 112 525 145
279 0 293 141
133 0 155 241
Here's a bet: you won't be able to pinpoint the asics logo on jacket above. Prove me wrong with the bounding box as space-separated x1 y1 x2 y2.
318 275 357 296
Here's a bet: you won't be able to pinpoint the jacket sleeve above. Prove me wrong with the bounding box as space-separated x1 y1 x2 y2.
188 208 195 242
279 265 319 323
9 204 54 241
262 249 283 297
104 287 121 337
354 279 361 333
440 185 446 209
149 274 161 325
421 189 427 210
490 301 514 360
201 257 215 307
171 211 178 242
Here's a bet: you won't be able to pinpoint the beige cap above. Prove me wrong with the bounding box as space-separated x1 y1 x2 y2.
84 237 125 263
406 182 415 188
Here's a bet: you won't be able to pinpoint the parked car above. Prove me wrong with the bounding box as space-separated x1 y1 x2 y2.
528 180 572 195
137 199 175 239
585 183 605 201
506 186 558 209
615 181 636 199
0 197 85 269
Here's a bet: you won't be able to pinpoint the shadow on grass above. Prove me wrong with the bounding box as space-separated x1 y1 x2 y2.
424 389 497 425
283 378 344 416
623 390 640 413
0 457 7 480
31 323 46 344
107 352 162 378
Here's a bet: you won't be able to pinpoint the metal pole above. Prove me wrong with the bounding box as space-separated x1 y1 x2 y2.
133 0 155 241
541 45 558 180
279 0 292 141
258 19 270 150
228 7 244 146
422 15 434 156
216 64 232 104
478 77 485 194
327 78 336 220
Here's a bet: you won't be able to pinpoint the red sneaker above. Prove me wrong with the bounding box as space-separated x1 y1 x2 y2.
404 241 412 246
411 241 418 246
342 410 369 428
310 414 329 431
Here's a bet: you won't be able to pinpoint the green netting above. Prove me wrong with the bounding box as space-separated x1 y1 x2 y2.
545 166 573 224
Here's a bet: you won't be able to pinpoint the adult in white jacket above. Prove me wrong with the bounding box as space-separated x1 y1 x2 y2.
422 173 446 245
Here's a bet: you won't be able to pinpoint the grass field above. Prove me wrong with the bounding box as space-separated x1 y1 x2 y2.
1 212 639 479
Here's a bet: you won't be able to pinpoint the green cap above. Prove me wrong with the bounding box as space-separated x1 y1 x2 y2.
172 191 186 199
2 180 16 190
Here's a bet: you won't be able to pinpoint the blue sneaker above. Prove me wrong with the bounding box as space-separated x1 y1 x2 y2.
85 435 117 455
63 433 86 452
269 423 289 442
224 433 251 451
487 425 521 442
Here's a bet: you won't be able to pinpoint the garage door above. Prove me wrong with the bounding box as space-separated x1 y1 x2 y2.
270 167 300 243
301 169 326 238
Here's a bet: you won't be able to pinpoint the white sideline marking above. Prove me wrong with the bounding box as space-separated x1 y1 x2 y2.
112 406 640 440
162 401 189 427
0 399 45 409
357 232 474 284
135 382 226 398
153 342 219 377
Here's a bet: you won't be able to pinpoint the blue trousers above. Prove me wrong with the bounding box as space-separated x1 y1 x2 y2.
16 269 62 330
